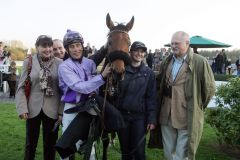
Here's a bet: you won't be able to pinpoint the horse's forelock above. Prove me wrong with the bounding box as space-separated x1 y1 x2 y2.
107 24 129 36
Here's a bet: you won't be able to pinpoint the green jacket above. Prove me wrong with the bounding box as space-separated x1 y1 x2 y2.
157 48 215 160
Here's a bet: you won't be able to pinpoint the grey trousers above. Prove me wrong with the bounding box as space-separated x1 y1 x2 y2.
161 121 188 160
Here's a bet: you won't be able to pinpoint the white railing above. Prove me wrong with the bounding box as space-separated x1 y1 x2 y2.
0 64 10 93
0 64 9 73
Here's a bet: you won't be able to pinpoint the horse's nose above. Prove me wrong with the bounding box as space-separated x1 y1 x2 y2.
112 70 125 81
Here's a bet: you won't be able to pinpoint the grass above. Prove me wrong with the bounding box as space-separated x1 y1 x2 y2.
0 102 234 160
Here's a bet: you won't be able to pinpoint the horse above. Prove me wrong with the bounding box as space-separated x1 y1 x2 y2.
101 13 134 160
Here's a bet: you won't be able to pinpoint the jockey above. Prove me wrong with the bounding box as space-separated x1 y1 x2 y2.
56 30 126 160
56 29 111 160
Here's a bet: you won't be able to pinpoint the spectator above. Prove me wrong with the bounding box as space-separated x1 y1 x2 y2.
221 49 227 74
236 57 240 76
2 45 9 57
146 49 153 69
215 51 224 74
91 45 97 55
3 51 12 65
226 58 232 75
16 35 63 160
7 61 17 98
84 42 92 57
158 31 215 160
193 47 198 54
153 49 161 71
53 39 69 60
0 42 5 62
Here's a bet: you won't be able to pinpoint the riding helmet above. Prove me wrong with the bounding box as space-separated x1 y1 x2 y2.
130 41 147 52
63 29 84 49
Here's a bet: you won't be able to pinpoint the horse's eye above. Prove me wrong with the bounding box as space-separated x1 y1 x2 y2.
108 41 112 46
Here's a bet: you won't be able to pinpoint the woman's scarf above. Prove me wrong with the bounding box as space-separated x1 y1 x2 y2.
37 54 55 96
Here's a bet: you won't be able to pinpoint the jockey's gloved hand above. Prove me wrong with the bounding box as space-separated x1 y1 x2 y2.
101 63 111 80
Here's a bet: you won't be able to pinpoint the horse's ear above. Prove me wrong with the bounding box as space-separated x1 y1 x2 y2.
126 16 134 31
106 13 114 29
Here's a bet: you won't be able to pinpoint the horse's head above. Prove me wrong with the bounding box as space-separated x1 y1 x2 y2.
106 13 134 80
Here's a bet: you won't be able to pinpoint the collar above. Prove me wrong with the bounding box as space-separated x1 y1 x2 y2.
164 47 193 71
126 62 146 73
184 47 194 72
173 53 187 63
70 56 84 63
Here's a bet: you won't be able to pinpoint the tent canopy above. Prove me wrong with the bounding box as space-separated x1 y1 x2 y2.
164 35 231 48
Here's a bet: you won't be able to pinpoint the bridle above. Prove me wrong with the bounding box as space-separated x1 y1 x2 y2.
107 30 131 49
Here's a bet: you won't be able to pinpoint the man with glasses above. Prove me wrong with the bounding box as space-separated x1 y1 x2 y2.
157 31 215 160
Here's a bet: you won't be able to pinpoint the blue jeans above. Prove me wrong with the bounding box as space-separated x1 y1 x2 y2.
117 113 146 160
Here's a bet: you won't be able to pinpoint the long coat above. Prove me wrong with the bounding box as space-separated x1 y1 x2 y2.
16 54 63 119
157 48 215 160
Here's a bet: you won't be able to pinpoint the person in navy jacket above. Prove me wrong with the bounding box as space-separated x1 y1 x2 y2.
116 41 157 160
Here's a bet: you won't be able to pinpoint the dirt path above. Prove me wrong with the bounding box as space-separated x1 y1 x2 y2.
0 91 15 103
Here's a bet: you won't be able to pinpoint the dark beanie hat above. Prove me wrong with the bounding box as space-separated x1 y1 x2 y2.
35 35 53 47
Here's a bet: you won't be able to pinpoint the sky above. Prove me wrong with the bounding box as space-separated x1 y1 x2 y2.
1 0 240 50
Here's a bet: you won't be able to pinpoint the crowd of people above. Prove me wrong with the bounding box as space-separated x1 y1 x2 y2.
1 30 217 160
146 47 240 77
208 49 240 76
145 48 171 71
0 41 17 98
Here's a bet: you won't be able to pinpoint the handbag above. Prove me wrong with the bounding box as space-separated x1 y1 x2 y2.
24 55 32 102
148 123 163 149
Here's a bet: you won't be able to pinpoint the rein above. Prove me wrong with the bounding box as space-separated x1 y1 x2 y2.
101 73 110 129
100 62 115 130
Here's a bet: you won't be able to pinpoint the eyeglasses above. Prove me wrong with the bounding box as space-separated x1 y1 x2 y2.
171 42 180 46
171 41 189 46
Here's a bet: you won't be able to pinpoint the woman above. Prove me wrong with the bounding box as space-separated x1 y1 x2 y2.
116 41 157 160
16 35 63 160
56 30 111 160
7 61 17 98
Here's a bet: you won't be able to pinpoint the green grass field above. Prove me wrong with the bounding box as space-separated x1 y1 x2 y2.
0 102 234 160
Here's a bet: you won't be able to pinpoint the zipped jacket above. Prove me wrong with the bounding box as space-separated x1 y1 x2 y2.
117 63 157 124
